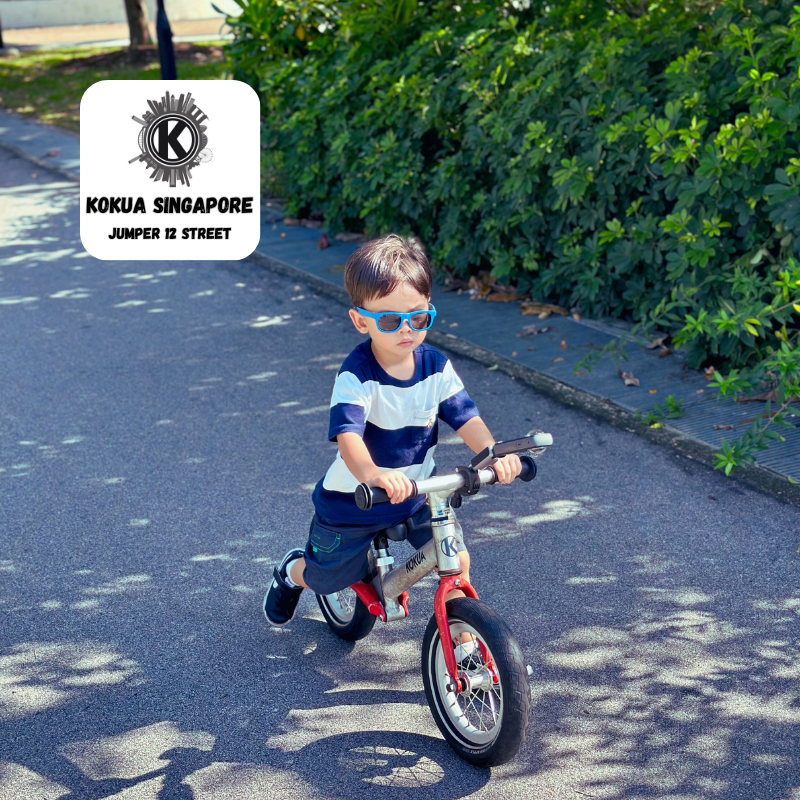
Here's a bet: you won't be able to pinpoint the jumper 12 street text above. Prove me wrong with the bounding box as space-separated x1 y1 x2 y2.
108 227 233 240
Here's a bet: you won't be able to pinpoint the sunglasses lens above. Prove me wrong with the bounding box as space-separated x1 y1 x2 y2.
377 314 402 332
410 312 432 330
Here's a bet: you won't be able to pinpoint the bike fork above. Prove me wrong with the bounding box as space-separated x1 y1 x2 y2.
429 490 480 693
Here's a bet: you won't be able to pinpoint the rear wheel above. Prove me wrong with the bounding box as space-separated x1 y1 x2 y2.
421 597 530 766
316 587 377 642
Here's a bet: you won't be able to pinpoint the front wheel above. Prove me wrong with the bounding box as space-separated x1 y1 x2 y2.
316 586 377 642
421 597 530 766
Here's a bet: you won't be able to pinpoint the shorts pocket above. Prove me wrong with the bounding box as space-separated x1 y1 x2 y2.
310 522 341 554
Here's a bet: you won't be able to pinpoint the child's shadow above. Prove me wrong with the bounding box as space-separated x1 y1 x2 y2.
54 746 212 800
157 747 213 800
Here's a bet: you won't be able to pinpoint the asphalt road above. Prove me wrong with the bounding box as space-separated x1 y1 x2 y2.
1 150 799 800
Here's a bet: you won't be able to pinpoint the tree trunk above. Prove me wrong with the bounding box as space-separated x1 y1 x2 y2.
123 0 153 48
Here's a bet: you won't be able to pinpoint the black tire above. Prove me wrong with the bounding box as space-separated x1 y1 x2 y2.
421 597 530 766
316 587 377 642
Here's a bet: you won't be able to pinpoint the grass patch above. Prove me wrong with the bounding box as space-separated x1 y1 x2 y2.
0 43 230 132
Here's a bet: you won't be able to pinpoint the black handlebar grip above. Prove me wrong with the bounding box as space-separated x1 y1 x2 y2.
518 455 537 482
355 483 391 510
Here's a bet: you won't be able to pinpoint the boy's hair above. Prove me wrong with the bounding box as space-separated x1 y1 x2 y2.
344 234 432 308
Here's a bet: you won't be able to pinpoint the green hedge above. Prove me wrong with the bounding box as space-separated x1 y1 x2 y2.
227 0 800 474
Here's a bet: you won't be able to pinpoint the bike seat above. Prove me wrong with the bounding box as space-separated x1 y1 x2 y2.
379 521 408 542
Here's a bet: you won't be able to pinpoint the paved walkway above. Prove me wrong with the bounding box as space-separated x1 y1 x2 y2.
1 107 797 498
1 19 231 49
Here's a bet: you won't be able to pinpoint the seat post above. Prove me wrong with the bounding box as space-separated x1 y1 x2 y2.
372 532 394 603
371 531 408 622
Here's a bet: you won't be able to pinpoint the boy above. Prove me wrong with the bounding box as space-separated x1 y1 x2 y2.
264 233 521 626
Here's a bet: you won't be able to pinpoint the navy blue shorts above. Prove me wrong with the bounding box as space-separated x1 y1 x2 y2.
301 502 465 596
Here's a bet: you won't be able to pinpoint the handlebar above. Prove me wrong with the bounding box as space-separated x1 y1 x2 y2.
355 453 539 511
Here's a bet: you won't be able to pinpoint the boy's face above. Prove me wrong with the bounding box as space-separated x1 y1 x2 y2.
349 282 431 361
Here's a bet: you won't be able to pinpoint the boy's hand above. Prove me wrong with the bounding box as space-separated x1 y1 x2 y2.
493 454 522 484
370 471 415 504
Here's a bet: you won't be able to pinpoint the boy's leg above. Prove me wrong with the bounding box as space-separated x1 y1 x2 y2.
263 548 306 627
288 557 310 589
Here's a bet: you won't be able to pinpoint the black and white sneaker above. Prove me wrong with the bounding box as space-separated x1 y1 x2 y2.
263 548 305 627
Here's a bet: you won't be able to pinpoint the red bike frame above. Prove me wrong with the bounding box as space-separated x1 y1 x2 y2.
350 574 487 693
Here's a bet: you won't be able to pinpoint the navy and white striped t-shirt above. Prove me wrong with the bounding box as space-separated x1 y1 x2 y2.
312 340 479 525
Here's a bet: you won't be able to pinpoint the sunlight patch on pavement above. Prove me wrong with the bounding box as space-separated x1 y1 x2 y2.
295 405 328 415
61 721 214 781
184 761 303 800
191 553 234 562
0 641 141 721
0 762 67 800
247 314 291 328
265 703 437 753
50 288 91 299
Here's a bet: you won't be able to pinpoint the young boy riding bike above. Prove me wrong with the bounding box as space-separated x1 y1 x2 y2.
263 233 522 627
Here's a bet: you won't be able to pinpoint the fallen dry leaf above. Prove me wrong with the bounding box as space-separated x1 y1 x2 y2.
714 424 734 431
517 324 552 337
449 322 459 327
551 357 564 363
560 340 567 349
317 234 329 250
279 232 286 238
649 389 658 394
696 389 705 394
657 346 673 358
617 368 640 387
575 370 587 376
511 351 518 357
572 312 581 321
704 366 717 381
520 301 568 317
301 219 322 229
283 217 300 226
527 346 535 351
486 292 518 302
646 336 668 349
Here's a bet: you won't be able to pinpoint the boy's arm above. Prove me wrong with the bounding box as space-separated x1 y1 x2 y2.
455 417 521 484
337 432 414 504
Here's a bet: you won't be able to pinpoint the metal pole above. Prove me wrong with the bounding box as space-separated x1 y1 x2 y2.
156 0 177 80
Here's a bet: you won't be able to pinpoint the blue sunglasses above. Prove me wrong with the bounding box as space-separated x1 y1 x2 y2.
355 303 437 333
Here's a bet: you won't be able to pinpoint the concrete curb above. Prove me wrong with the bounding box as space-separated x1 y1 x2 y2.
0 141 80 183
247 249 800 508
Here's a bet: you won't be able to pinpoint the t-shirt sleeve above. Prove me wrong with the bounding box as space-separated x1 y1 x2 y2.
328 371 372 442
438 360 479 430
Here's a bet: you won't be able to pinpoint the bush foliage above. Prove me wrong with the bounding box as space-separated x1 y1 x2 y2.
225 0 800 474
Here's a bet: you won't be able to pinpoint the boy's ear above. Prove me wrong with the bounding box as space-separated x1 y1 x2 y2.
349 308 369 334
